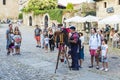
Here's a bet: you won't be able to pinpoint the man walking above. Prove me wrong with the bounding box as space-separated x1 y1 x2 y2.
34 25 41 48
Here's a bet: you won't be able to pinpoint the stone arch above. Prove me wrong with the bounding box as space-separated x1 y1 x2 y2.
29 16 32 26
43 14 49 28
44 15 48 28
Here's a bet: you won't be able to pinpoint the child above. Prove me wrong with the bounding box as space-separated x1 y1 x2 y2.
13 31 22 55
40 31 44 49
100 39 109 72
44 35 49 53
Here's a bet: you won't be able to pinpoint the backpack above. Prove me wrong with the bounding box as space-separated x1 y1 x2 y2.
96 33 102 45
70 32 81 50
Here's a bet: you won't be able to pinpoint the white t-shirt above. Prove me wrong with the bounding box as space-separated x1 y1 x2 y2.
10 33 14 42
101 44 108 56
44 37 49 44
80 36 84 46
89 33 101 49
13 35 21 45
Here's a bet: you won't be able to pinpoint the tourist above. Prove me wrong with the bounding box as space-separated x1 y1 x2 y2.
48 29 55 51
97 29 105 43
44 35 49 53
69 26 79 70
112 30 120 48
78 32 84 68
14 26 21 35
6 24 13 55
9 29 14 54
100 39 109 72
34 25 41 48
105 25 111 41
109 28 115 42
40 31 45 49
13 31 22 55
89 28 101 69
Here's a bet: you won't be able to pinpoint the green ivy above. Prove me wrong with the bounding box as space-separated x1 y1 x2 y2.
21 0 77 23
48 9 63 23
18 13 23 19
22 8 77 23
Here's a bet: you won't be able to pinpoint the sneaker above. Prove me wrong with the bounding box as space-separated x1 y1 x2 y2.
89 65 93 68
79 66 82 68
17 53 21 55
100 67 105 71
7 52 10 56
36 45 39 47
39 46 41 48
105 68 109 72
96 66 99 70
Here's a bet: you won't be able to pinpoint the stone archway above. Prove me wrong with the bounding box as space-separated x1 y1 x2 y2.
29 16 32 26
44 15 48 28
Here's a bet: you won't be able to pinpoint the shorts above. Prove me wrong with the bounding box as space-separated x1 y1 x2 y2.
101 56 108 62
9 43 14 48
78 47 84 60
35 36 40 41
45 43 48 47
90 49 98 56
15 44 21 49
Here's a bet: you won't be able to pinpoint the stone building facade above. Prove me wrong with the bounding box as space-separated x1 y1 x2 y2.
23 12 72 29
0 0 19 19
96 0 120 18
23 2 95 31
96 0 120 30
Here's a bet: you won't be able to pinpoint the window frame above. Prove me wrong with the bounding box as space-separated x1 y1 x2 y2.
104 2 107 8
3 0 6 5
118 0 120 5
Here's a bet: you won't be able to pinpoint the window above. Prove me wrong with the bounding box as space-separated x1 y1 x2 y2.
104 2 107 8
3 0 6 5
119 0 120 5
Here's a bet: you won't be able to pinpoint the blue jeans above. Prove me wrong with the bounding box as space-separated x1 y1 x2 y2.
71 45 79 69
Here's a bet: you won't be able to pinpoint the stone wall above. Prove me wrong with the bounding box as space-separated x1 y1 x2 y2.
23 12 84 32
96 0 120 18
96 0 120 31
0 0 19 19
23 13 59 29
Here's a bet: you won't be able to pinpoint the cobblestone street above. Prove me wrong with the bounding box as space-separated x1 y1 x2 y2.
0 24 120 80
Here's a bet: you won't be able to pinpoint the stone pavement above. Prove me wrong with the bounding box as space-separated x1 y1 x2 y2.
0 24 120 80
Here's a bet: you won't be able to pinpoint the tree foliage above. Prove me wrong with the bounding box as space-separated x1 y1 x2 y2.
25 0 57 12
18 13 23 19
66 3 74 10
22 0 77 23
